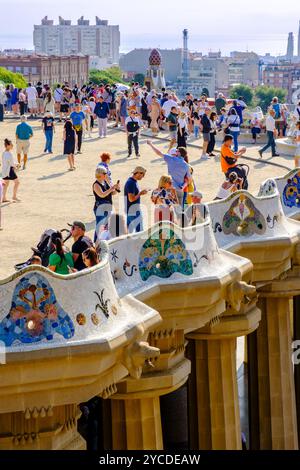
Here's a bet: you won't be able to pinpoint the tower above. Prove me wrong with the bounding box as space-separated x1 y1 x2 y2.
144 49 166 92
286 32 294 59
182 29 189 94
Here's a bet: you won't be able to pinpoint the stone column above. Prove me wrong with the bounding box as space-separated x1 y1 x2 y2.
110 395 163 450
293 295 300 448
248 294 298 449
187 334 241 450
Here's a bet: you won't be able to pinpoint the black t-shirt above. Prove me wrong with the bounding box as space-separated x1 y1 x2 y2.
36 86 43 98
42 116 54 131
201 114 211 133
72 235 93 271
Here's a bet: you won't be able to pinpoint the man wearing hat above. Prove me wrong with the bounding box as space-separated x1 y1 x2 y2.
124 166 148 233
69 221 94 271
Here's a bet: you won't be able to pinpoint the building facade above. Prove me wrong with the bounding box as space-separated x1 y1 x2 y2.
34 16 120 64
0 55 89 86
263 62 300 101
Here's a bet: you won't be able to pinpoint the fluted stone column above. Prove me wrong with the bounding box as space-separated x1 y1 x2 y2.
110 396 163 450
248 295 298 449
187 335 241 450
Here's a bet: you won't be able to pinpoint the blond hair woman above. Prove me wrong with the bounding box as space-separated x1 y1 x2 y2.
151 174 178 223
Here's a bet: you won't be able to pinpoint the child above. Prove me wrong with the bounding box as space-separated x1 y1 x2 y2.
1 138 20 202
193 111 201 139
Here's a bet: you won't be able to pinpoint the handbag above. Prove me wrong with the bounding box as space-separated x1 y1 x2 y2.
222 153 237 166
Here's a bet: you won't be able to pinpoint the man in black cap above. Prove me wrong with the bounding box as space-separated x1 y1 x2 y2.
69 221 93 271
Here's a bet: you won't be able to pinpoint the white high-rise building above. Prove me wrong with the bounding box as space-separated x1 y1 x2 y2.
34 16 120 65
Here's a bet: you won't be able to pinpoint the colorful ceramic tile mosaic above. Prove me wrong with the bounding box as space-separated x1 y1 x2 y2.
0 273 75 346
222 194 266 237
139 228 193 281
282 172 300 208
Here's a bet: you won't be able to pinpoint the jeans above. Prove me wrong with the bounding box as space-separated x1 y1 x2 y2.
207 133 216 153
127 209 143 233
128 134 139 155
229 130 240 152
194 125 200 138
261 130 276 156
0 104 3 122
44 130 53 152
98 117 108 137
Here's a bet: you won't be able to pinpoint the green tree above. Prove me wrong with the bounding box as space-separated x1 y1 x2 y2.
134 73 145 86
230 84 254 105
0 67 27 88
254 86 287 113
89 66 126 86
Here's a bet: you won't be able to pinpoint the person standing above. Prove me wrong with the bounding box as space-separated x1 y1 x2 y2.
215 93 226 115
207 111 218 156
93 166 120 242
97 152 112 184
166 106 179 151
44 91 55 115
147 141 191 209
63 119 76 171
35 82 44 116
294 121 300 168
42 112 55 154
258 109 280 158
15 115 33 170
25 83 38 118
18 89 27 116
1 138 20 202
200 107 211 159
0 87 6 122
149 95 161 135
226 108 241 152
124 166 148 233
125 109 141 158
70 104 85 154
94 96 110 138
120 93 128 128
54 84 63 120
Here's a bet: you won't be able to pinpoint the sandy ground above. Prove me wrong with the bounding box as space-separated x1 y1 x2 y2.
0 117 294 279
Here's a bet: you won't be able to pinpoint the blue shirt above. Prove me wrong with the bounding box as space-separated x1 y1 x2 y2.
94 102 110 119
70 111 85 127
16 122 33 140
163 154 191 190
124 177 140 213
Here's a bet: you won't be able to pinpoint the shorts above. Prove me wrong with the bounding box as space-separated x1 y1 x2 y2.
169 130 177 140
60 104 69 113
109 102 116 110
28 99 37 110
203 132 210 142
16 139 30 154
3 167 18 180
37 97 44 109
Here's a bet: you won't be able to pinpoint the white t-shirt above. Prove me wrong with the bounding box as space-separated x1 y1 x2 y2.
1 151 15 178
26 86 38 101
162 99 179 117
54 88 63 102
227 114 240 132
265 115 276 132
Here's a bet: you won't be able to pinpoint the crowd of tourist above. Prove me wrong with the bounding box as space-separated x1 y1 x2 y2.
1 79 300 250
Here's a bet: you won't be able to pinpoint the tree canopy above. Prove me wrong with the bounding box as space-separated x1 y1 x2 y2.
230 84 254 105
254 86 287 112
0 67 27 89
89 66 126 86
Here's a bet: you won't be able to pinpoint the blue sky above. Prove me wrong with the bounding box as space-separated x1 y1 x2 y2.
0 0 298 55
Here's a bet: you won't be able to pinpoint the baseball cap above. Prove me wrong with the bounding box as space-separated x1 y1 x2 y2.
132 166 147 175
68 221 86 231
191 191 203 199
95 166 108 175
169 148 178 156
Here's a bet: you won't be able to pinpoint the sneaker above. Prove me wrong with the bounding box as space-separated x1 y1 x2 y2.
258 150 263 158
209 153 216 157
201 154 209 160
272 153 280 157
136 154 141 158
127 154 132 158
77 151 82 154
